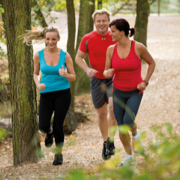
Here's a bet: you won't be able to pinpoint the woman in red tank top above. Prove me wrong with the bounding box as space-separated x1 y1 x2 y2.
103 18 155 166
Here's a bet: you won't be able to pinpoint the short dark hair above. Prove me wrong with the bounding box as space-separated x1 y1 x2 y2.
109 18 135 37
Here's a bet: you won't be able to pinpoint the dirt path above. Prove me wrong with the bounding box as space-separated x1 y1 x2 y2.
0 13 180 180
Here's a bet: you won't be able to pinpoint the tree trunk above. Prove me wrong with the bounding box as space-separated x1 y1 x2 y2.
3 0 40 166
134 0 150 47
66 0 76 109
75 0 95 94
76 0 88 52
85 0 95 34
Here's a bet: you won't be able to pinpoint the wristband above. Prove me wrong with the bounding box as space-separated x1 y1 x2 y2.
143 80 149 86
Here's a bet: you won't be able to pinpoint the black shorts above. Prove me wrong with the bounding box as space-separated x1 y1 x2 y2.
90 77 113 109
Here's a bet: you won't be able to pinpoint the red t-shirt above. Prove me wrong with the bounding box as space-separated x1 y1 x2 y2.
112 41 143 91
79 31 116 79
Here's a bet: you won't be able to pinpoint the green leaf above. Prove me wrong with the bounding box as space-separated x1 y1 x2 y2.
134 173 154 180
0 128 7 141
164 123 173 135
68 169 85 180
118 125 131 134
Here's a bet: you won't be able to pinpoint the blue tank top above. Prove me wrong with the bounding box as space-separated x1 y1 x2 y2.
38 49 70 93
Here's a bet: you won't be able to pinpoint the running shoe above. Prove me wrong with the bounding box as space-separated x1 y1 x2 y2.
102 141 111 160
120 154 134 166
107 137 115 155
52 153 63 165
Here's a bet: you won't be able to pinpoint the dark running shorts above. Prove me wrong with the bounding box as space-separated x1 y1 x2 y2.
90 77 113 109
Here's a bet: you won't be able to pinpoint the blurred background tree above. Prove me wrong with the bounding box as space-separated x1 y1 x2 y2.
134 0 150 47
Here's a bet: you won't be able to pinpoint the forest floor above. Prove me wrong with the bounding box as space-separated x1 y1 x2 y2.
0 13 180 180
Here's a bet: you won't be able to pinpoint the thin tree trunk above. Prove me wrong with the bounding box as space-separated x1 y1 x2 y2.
85 0 95 34
134 0 150 47
66 0 76 109
3 0 40 166
112 0 131 16
75 0 94 93
76 0 88 52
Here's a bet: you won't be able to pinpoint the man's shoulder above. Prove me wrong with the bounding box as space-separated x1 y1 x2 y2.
82 31 97 40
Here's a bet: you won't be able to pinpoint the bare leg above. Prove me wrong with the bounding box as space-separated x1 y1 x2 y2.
108 97 117 138
119 132 132 155
131 123 137 136
96 103 109 141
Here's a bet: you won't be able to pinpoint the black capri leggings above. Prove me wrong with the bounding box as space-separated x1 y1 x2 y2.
39 89 71 146
113 87 143 128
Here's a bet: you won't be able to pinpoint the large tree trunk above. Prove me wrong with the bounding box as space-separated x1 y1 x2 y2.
3 0 40 166
134 0 150 47
66 0 76 109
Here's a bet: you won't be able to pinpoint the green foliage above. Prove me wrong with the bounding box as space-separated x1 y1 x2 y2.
59 123 180 180
118 124 131 134
54 0 66 10
0 22 7 60
0 128 7 141
31 0 58 27
0 4 4 13
0 47 7 60
67 169 86 180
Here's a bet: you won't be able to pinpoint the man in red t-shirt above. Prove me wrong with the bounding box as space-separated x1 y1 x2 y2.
75 9 117 160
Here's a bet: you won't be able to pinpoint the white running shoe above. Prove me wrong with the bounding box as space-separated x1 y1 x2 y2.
132 129 142 153
120 154 134 166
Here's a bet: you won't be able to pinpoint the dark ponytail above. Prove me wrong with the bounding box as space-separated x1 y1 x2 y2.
129 28 135 37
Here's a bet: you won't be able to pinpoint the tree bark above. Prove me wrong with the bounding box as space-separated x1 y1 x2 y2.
134 0 150 47
75 0 96 93
3 0 40 166
76 0 88 52
85 0 95 34
66 0 76 109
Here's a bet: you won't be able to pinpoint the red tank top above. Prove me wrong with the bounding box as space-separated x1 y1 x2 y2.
112 40 143 91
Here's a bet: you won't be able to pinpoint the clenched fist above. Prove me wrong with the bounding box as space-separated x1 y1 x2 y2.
59 65 67 77
37 83 46 91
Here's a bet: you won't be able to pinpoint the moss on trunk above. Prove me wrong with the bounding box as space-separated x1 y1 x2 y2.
3 0 40 166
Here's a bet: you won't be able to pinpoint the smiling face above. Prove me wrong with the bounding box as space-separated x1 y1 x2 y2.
94 13 110 35
110 25 124 42
45 31 60 49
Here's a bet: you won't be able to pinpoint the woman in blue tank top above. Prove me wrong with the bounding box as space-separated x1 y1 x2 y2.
21 26 76 165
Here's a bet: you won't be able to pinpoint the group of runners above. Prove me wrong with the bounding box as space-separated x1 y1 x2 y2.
21 9 155 166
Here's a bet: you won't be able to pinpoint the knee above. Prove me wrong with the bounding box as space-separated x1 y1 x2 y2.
109 104 114 115
98 112 107 121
